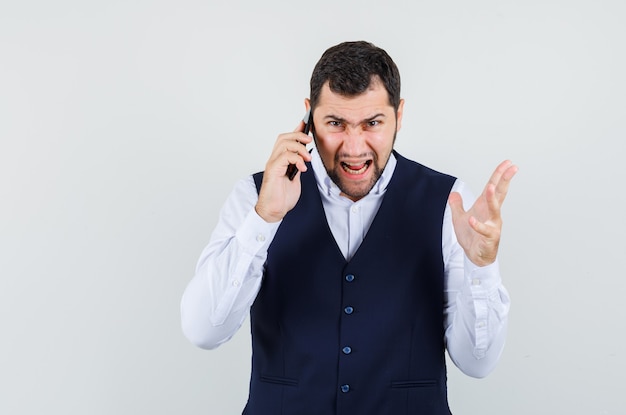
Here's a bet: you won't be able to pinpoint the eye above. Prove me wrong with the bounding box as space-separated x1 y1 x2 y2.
329 121 342 127
367 120 380 127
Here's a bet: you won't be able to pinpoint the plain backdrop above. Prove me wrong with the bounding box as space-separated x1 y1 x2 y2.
1 0 625 414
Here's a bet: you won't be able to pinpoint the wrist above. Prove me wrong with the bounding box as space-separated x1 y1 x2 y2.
254 203 283 223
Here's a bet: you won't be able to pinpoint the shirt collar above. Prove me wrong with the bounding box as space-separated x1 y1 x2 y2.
310 146 397 198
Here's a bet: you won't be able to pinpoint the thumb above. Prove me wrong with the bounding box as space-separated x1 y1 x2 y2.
448 192 465 218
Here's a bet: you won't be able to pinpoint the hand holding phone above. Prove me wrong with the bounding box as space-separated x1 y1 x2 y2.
286 110 312 180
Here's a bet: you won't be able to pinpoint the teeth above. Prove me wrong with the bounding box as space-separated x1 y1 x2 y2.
341 161 369 175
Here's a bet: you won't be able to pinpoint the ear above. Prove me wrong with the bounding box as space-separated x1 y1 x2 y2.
396 99 405 132
304 98 311 112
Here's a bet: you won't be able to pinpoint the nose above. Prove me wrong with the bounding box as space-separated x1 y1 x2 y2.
341 126 366 155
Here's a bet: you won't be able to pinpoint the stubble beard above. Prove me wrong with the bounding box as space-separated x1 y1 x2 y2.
322 130 396 201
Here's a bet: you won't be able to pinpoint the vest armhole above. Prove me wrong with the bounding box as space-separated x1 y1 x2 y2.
252 172 263 195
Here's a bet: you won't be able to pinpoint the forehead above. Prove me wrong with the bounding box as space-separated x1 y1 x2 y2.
316 79 393 117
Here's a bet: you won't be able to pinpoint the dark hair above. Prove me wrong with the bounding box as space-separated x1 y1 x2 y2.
309 41 401 112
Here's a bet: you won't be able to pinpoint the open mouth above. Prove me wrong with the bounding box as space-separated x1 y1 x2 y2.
341 160 372 175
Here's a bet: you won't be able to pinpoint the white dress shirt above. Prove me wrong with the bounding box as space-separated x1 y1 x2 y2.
181 148 510 378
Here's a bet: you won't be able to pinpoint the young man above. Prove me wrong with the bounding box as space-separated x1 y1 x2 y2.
181 41 517 414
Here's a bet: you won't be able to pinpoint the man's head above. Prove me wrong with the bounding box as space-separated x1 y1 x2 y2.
306 41 404 202
309 41 402 114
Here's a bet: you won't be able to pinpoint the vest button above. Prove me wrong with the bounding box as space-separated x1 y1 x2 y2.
344 306 354 315
341 384 350 393
345 274 355 282
342 346 352 354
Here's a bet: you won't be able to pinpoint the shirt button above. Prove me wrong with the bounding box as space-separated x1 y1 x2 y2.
345 274 355 282
344 306 354 315
341 384 350 393
477 321 486 328
342 346 352 355
472 278 481 286
232 280 240 287
256 234 266 242
351 206 359 213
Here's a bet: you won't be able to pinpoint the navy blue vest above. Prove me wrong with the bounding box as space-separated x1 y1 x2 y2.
245 152 456 415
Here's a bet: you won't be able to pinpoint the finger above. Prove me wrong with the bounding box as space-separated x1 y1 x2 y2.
469 215 500 240
284 141 312 164
267 140 306 171
286 151 309 173
484 182 502 220
486 160 512 189
283 128 313 148
274 132 312 158
483 160 516 203
276 143 311 174
493 162 518 204
468 216 501 265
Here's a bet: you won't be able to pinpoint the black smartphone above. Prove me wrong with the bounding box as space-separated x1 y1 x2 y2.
286 110 311 180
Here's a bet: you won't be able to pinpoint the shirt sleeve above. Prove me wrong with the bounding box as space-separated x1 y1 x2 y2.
180 176 280 349
442 179 511 378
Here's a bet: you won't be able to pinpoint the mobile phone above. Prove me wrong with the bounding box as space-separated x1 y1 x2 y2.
286 110 311 180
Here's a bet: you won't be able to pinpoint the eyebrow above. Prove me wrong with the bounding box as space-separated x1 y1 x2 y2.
323 113 387 126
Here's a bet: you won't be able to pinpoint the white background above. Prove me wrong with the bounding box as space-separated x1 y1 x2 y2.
1 0 624 414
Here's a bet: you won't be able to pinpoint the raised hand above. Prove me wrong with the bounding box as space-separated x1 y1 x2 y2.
254 119 313 223
448 160 518 267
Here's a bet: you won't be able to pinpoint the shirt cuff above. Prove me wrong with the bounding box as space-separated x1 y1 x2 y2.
464 255 501 293
235 208 281 256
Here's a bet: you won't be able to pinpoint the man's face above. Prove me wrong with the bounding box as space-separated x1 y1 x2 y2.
308 79 404 202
